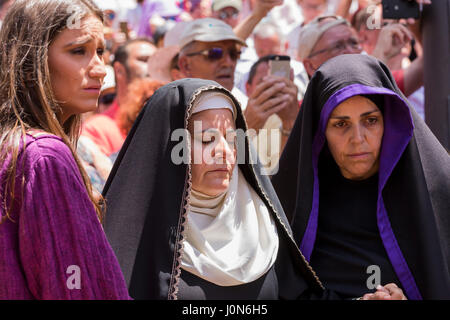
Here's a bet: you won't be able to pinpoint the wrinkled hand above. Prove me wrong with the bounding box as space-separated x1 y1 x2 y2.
362 283 408 300
244 77 291 131
253 0 284 18
372 23 412 63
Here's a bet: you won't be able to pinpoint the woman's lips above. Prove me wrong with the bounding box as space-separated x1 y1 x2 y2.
208 168 231 174
83 87 101 95
348 152 370 159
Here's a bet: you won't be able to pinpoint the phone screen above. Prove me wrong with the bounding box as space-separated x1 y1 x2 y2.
269 56 291 79
382 0 420 20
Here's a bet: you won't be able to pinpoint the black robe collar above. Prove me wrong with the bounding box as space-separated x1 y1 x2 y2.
102 78 324 299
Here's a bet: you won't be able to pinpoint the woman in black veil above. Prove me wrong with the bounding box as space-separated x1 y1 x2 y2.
272 54 450 300
101 78 403 300
101 78 325 299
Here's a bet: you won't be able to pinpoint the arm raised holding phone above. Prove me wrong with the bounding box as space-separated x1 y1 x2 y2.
245 57 299 153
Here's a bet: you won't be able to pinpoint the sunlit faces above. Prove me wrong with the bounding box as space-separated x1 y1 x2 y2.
357 4 383 55
125 41 157 81
325 95 384 181
245 61 269 95
180 40 239 91
213 7 240 28
253 34 283 58
48 15 106 123
303 23 362 77
188 109 237 196
298 0 328 24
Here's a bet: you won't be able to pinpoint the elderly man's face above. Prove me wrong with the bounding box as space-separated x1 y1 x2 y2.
212 6 240 28
254 34 283 58
180 40 240 91
303 24 362 77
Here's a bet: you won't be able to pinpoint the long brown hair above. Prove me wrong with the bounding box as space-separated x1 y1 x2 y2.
0 0 105 223
118 79 166 135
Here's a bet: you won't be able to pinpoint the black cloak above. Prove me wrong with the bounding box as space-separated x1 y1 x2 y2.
102 78 331 300
271 54 450 300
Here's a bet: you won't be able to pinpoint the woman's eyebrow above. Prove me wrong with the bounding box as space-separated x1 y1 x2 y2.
64 36 105 48
200 128 218 134
329 115 350 120
330 109 380 119
360 109 380 117
64 36 92 48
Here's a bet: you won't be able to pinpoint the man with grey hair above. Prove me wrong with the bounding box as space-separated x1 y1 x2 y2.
297 15 362 77
297 15 424 98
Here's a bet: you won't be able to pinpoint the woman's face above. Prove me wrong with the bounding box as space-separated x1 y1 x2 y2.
325 95 384 180
48 15 106 123
189 108 237 196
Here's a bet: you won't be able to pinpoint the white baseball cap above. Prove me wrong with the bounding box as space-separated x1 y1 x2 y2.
178 18 246 49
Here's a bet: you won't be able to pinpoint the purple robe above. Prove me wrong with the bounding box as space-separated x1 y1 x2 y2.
0 133 130 299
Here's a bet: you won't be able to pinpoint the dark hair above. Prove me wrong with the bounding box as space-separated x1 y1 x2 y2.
170 53 180 71
247 54 277 85
153 25 170 46
112 38 154 74
362 94 385 114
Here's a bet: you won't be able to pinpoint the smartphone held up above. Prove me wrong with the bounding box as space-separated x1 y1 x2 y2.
269 55 291 79
382 0 420 20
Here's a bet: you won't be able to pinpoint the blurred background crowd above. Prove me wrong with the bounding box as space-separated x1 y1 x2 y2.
0 0 432 195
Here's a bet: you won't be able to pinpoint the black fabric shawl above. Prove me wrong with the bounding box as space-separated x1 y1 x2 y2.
271 54 450 299
101 78 326 300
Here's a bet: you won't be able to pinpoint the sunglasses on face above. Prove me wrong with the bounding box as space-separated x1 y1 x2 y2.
107 12 116 21
185 47 242 61
218 10 239 20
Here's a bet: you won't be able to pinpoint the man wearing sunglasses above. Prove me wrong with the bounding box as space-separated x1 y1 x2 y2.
178 18 248 105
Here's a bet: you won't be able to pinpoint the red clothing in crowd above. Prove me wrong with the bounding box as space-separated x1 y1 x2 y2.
82 101 126 157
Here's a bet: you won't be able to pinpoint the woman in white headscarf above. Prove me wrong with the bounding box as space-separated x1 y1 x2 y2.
102 78 403 300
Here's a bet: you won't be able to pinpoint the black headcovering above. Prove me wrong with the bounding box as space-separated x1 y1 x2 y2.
102 78 325 299
271 54 450 299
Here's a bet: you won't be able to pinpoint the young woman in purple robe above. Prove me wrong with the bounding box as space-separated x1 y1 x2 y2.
0 0 129 299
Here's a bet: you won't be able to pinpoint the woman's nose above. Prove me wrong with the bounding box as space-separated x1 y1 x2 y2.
89 55 107 80
214 136 234 163
350 124 365 144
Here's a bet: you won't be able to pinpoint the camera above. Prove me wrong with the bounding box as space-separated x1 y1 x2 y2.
382 0 420 20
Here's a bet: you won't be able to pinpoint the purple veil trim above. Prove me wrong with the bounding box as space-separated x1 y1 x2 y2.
300 84 422 299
